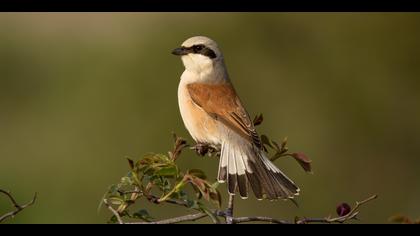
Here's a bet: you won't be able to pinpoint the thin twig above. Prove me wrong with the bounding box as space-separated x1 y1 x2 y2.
104 192 378 224
118 190 141 195
147 194 190 207
233 216 290 224
103 199 124 224
119 188 191 208
0 189 37 223
297 194 378 224
103 133 377 225
127 212 208 224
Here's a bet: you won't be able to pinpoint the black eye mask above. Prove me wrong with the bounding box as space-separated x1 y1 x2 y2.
172 44 217 59
195 45 217 59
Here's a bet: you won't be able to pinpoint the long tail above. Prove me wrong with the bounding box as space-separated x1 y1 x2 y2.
217 136 300 200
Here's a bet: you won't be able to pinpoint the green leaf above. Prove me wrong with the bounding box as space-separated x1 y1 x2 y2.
148 176 167 192
139 153 171 167
133 209 154 222
155 166 178 177
271 140 281 152
109 215 118 224
155 153 171 162
186 199 199 209
187 169 207 179
108 197 124 205
142 166 156 176
272 138 289 154
138 153 179 181
179 190 187 198
107 184 120 196
261 135 273 149
151 176 166 190
126 171 141 187
280 137 288 150
211 181 220 189
270 152 284 161
120 176 133 186
142 174 151 184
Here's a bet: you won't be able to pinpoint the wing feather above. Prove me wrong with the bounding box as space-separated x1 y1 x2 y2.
187 82 262 149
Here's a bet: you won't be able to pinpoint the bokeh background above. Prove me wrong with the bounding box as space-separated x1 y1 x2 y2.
0 13 419 224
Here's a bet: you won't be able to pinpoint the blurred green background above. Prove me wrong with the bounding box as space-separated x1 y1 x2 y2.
0 13 419 224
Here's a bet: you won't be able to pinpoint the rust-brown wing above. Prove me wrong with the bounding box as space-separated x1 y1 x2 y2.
187 82 262 148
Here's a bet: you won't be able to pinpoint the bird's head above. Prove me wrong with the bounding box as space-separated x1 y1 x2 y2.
172 36 224 74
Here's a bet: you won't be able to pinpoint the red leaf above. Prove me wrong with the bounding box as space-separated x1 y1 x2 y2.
289 152 312 173
127 158 135 170
253 113 264 126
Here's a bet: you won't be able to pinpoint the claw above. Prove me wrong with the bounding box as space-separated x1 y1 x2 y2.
191 143 221 157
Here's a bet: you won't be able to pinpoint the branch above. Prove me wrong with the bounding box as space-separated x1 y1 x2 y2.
104 195 378 224
103 199 124 224
104 195 209 224
228 194 377 224
0 189 37 223
103 133 377 224
104 193 204 224
127 212 208 224
296 194 378 224
233 216 290 224
147 195 190 208
117 188 191 210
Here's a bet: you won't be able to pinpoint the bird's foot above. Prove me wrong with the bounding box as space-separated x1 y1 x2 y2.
191 143 220 157
225 208 234 224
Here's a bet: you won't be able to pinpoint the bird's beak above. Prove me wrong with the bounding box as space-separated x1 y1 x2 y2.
171 47 190 56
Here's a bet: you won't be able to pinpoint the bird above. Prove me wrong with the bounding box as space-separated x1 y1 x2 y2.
172 36 299 200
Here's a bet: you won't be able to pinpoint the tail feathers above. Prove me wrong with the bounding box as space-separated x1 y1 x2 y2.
218 141 249 198
218 140 299 200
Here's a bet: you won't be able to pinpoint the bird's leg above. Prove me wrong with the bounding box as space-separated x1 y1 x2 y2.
191 143 220 157
192 142 210 156
225 194 235 224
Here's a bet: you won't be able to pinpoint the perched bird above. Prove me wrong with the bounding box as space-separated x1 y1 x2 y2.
172 36 299 200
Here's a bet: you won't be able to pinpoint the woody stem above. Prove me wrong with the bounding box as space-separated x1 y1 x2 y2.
226 194 235 224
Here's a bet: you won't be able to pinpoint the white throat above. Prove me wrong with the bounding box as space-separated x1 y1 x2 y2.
180 54 229 84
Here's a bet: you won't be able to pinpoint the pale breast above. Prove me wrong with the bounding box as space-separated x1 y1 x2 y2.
178 81 221 145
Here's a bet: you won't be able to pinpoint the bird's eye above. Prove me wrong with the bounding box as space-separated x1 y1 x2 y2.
193 45 204 52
